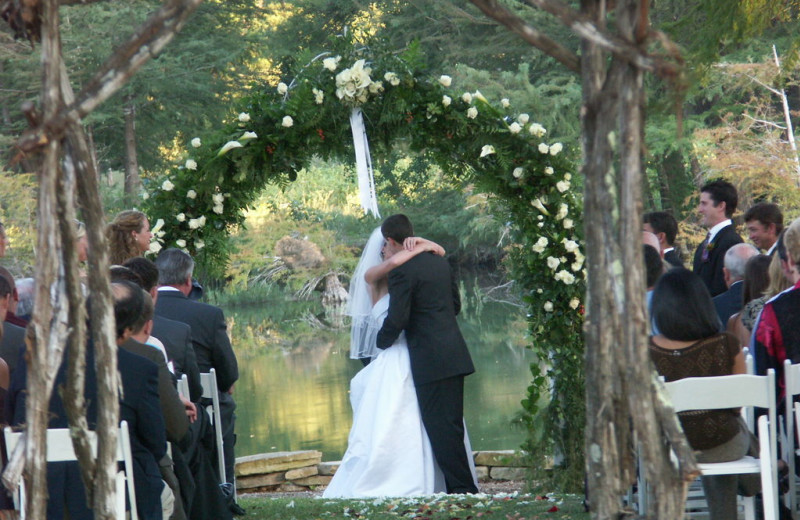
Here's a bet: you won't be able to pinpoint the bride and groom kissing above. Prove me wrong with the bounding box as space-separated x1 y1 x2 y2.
323 214 479 498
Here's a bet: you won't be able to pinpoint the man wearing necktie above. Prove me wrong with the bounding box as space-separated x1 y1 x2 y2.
693 179 744 297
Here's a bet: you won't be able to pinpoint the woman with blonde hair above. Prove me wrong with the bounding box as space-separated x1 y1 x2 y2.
106 210 153 265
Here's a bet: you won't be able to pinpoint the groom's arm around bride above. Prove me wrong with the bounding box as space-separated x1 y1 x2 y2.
376 214 478 494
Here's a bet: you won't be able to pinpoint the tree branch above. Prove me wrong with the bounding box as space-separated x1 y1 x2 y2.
14 0 203 155
468 0 580 72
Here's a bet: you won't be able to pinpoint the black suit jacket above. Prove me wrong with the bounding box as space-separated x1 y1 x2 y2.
155 290 238 392
376 253 475 386
713 280 744 328
152 315 203 402
7 345 167 520
0 321 25 377
664 249 683 268
693 224 743 297
121 337 189 443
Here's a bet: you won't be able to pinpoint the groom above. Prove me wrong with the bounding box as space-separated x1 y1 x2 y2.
376 214 478 494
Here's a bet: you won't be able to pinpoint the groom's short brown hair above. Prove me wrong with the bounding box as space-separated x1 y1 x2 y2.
381 214 414 243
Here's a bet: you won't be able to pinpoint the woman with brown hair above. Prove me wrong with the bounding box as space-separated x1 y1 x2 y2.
107 210 153 265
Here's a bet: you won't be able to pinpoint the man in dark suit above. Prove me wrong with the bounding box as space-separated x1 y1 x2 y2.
644 211 683 268
7 294 170 520
154 249 239 492
693 180 744 297
744 202 783 256
712 244 759 327
376 215 477 494
125 257 203 402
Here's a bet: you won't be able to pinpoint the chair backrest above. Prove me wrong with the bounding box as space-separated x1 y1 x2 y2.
3 421 138 520
177 374 189 400
665 370 778 481
199 369 226 485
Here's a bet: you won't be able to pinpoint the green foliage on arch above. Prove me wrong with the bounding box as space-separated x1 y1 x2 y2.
144 33 586 490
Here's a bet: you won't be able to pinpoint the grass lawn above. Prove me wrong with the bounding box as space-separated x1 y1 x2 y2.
237 492 590 519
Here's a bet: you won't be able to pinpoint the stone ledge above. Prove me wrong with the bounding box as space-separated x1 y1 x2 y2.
236 450 322 477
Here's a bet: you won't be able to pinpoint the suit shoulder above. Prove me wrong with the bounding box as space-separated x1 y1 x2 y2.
154 314 191 333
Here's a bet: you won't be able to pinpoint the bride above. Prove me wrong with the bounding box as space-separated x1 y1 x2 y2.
323 227 477 498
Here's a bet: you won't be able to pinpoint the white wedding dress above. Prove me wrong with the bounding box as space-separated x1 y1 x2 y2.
324 294 476 498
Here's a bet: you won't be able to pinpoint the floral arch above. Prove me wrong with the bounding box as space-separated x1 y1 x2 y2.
145 36 587 488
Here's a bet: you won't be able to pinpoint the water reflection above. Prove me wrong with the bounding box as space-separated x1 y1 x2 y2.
226 298 536 461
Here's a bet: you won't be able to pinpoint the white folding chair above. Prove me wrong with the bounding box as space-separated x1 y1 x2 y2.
783 360 800 519
177 373 190 400
4 421 138 520
200 369 226 486
665 370 779 520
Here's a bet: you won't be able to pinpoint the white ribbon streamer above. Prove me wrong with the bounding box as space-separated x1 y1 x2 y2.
349 107 380 218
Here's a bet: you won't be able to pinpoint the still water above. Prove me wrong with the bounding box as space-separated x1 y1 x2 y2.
224 296 536 462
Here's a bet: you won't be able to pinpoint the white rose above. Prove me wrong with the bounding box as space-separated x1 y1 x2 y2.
439 75 452 87
142 192 149 200
195 239 205 250
323 56 340 71
537 288 543 294
312 88 324 104
467 107 478 119
212 193 224 204
188 218 200 230
508 122 522 134
197 215 207 226
462 92 473 104
536 237 548 247
550 142 563 155
564 173 572 181
538 143 550 154
176 239 186 248
544 301 554 312
529 123 546 137
238 112 250 122
186 190 197 199
556 180 570 193
176 213 186 222
479 145 495 158
277 82 288 95
569 298 580 309
562 239 579 253
368 81 384 94
556 204 568 220
282 116 294 128
518 113 530 124
501 98 510 108
185 159 197 170
547 256 561 270
538 222 544 228
563 218 574 229
442 95 452 107
161 180 174 191
213 204 224 215
544 167 554 175
191 137 201 148
557 270 575 285
148 241 162 254
532 236 548 253
512 167 524 179
572 262 583 272
537 215 543 220
384 72 400 86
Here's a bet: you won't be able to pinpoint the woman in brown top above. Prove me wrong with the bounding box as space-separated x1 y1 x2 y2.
649 268 759 520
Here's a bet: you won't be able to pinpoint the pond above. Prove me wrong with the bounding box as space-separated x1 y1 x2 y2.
223 291 537 462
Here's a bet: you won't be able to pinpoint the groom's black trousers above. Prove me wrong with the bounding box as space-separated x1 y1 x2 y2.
415 375 478 494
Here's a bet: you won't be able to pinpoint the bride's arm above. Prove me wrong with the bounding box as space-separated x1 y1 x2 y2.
364 238 445 284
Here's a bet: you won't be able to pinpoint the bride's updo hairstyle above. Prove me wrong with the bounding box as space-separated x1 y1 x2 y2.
381 214 414 243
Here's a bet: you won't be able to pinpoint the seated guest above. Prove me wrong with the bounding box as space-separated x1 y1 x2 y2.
754 218 800 396
727 254 771 346
644 211 683 267
0 275 24 377
644 244 664 334
649 268 759 520
712 243 758 327
0 267 27 327
6 301 171 519
124 257 202 402
743 234 793 340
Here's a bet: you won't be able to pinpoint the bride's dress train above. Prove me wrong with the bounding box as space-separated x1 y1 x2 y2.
323 295 476 498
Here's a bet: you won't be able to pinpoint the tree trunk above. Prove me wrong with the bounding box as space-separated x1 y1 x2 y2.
123 94 140 199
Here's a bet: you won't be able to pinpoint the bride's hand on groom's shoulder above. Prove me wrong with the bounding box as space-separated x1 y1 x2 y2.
403 237 445 257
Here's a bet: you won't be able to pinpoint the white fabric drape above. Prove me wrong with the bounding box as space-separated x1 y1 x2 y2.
349 108 380 218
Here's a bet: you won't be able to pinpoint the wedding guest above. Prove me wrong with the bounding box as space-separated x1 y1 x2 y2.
744 233 793 338
649 268 758 520
0 275 24 377
14 278 34 322
693 180 743 297
712 243 758 326
0 267 26 327
727 254 771 347
644 211 683 267
107 210 153 265
744 202 783 255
